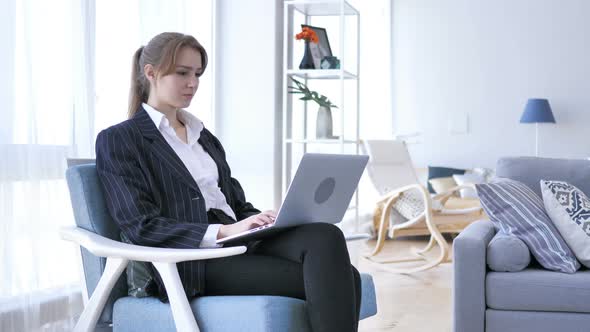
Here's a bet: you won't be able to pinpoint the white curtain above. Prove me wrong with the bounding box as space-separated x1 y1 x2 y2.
0 0 93 330
0 1 214 331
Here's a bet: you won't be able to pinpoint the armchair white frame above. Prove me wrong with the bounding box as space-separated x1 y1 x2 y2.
60 226 246 332
361 140 484 274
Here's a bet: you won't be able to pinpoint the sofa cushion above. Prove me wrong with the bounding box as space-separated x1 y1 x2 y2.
486 309 590 332
496 157 590 198
542 180 590 268
113 273 377 332
453 173 486 198
114 295 310 332
427 166 465 193
476 178 580 273
487 231 530 272
486 268 590 313
428 176 457 194
113 296 310 332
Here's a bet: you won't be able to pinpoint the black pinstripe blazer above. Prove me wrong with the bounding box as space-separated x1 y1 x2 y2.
95 106 259 299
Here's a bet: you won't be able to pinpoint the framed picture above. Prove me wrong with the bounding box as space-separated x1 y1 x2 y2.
302 24 332 69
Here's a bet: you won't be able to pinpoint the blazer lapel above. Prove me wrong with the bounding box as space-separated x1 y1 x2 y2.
133 107 200 191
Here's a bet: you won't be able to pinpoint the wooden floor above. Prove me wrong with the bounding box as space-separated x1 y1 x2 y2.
352 237 454 332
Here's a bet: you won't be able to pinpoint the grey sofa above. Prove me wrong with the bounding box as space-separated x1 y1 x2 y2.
453 157 590 332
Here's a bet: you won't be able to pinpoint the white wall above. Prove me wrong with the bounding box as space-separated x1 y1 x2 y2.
392 0 590 169
215 0 283 210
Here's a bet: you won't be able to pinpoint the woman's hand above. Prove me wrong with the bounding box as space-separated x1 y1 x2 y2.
217 210 277 239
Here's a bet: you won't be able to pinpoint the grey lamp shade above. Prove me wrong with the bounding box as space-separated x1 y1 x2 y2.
520 98 556 123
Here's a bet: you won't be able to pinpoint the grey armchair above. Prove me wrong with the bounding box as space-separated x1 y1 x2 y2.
62 162 378 331
453 157 590 332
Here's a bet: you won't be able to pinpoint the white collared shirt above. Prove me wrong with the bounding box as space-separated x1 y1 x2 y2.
143 103 235 247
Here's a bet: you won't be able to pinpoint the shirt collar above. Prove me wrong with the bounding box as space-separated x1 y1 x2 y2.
143 103 167 128
177 109 204 137
142 103 204 143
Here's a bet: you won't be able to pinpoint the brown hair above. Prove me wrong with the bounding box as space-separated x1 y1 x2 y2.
128 32 208 118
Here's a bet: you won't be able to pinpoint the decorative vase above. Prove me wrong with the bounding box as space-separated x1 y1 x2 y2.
298 41 315 70
316 105 334 138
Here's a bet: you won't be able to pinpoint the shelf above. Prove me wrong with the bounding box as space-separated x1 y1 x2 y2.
285 0 359 16
286 69 357 80
282 0 361 222
285 139 358 144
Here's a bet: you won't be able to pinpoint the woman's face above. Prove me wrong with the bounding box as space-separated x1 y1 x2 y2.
148 47 203 112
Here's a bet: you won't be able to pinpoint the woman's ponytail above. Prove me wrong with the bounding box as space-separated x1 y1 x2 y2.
128 46 147 118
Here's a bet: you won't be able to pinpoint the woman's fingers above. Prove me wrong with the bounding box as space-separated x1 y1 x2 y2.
237 211 278 232
256 214 274 225
263 210 278 218
259 210 277 223
247 216 267 227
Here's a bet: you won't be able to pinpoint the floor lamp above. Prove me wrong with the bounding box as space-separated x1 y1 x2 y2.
519 98 556 157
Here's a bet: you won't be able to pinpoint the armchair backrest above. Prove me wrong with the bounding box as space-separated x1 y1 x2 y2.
65 160 127 327
496 157 590 197
361 140 419 195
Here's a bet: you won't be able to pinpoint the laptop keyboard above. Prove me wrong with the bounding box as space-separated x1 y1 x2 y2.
249 224 273 233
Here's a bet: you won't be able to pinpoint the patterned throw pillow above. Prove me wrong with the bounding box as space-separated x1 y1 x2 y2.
453 173 486 198
476 178 580 273
541 180 590 268
428 177 457 194
472 167 495 183
427 166 466 193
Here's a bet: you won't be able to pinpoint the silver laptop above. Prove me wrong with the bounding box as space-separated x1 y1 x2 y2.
216 153 369 244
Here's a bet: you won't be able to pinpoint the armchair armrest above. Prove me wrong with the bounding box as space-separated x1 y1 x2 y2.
453 220 496 332
60 226 246 262
60 226 246 332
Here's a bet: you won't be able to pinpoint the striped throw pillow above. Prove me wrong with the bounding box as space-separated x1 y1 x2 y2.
476 178 580 273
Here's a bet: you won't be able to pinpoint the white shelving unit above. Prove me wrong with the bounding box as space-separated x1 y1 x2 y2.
282 0 361 228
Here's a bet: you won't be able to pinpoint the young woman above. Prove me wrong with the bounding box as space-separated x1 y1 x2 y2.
95 32 361 331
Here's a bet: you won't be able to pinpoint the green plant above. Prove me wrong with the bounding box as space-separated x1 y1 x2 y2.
288 77 338 108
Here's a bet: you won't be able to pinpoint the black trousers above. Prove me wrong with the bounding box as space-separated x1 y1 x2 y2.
204 223 361 332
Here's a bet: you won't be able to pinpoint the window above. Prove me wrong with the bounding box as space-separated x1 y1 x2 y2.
1 1 215 329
